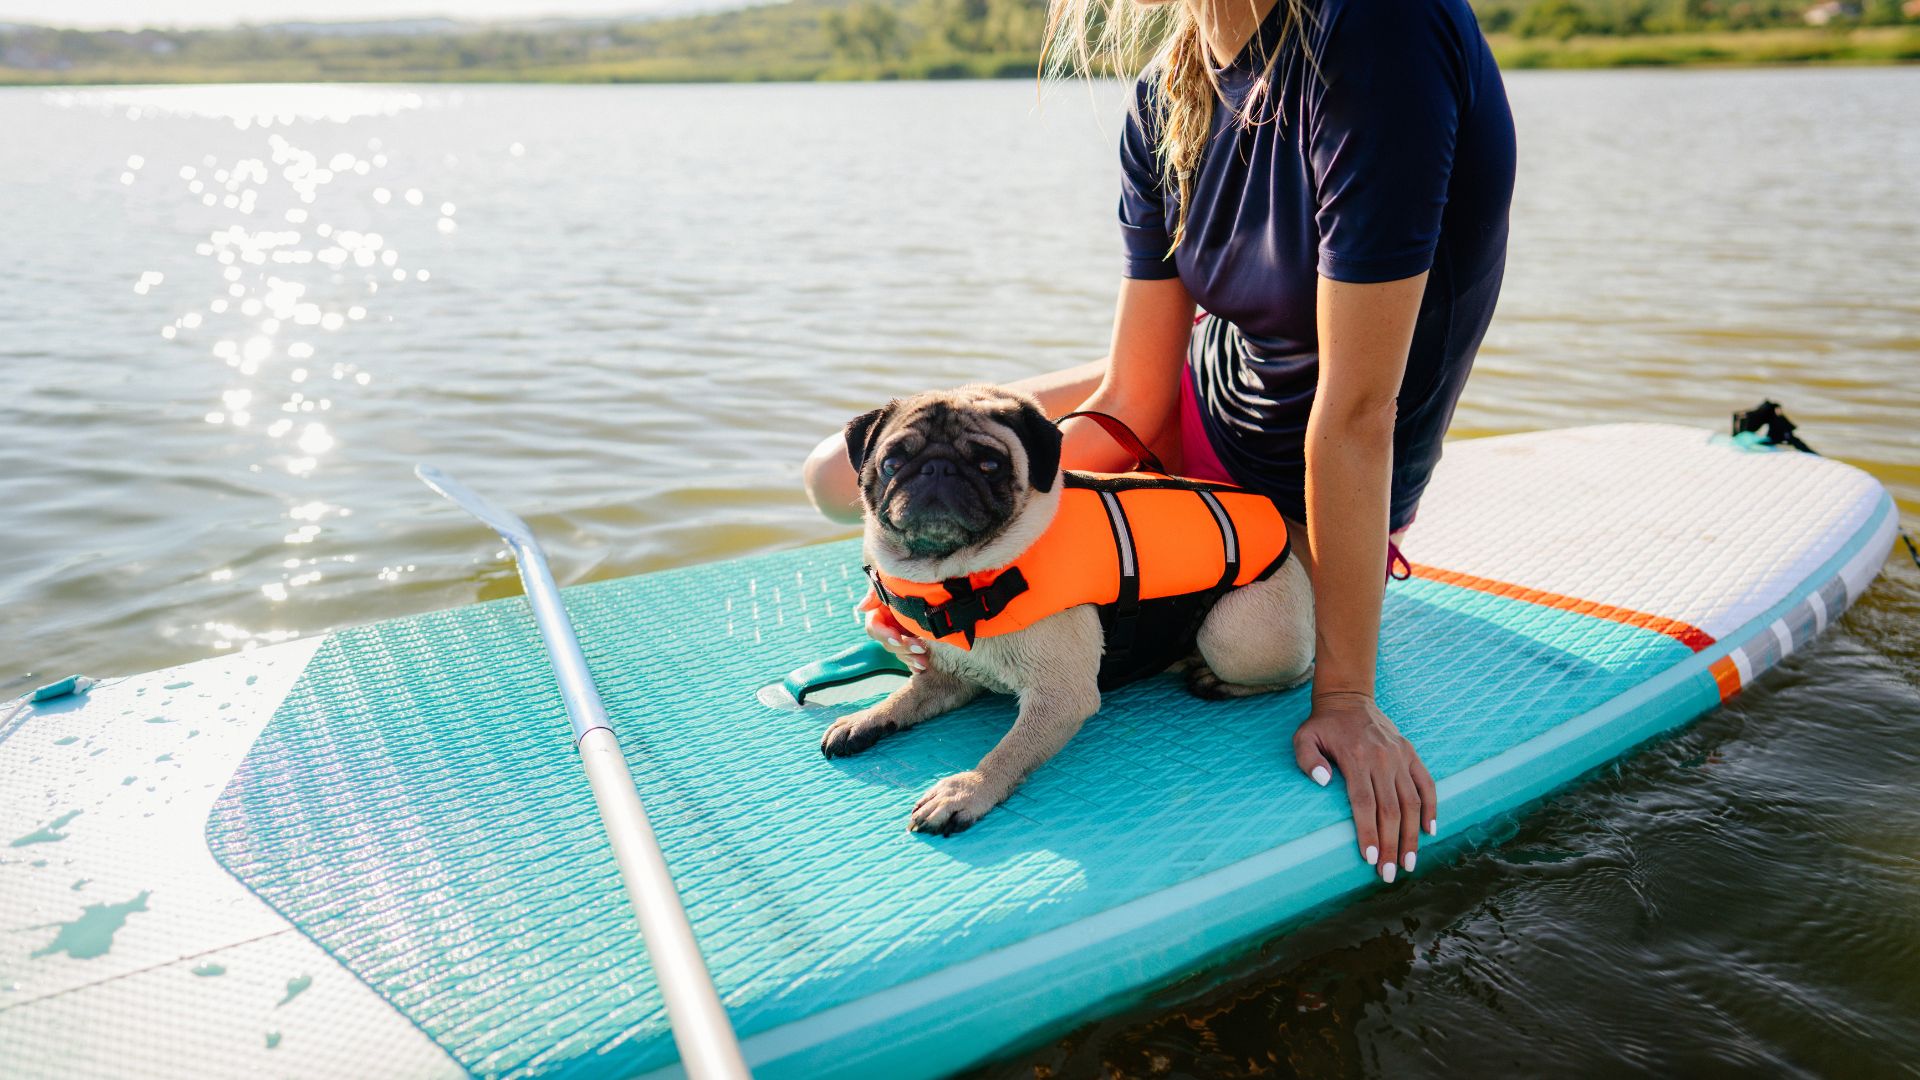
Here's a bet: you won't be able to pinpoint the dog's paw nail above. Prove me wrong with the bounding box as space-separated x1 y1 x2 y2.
821 714 893 758
909 774 990 836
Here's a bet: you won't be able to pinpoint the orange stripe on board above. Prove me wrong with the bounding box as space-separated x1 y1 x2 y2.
1408 563 1717 653
1708 655 1743 702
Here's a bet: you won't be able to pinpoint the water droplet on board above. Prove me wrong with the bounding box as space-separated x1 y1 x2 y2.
277 973 313 1006
31 892 150 959
11 809 81 847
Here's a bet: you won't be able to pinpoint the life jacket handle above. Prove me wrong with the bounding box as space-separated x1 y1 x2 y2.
1054 411 1167 475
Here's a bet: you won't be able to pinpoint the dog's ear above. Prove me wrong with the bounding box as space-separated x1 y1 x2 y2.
1003 398 1063 493
844 401 898 474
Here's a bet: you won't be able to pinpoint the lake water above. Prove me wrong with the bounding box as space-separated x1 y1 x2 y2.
4 71 1917 1075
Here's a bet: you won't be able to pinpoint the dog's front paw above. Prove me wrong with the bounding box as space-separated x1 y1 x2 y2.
908 771 999 836
821 709 896 758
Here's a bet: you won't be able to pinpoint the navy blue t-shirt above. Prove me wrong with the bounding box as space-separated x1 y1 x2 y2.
1120 0 1515 530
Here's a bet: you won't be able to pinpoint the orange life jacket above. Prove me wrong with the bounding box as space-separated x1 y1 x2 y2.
867 470 1291 690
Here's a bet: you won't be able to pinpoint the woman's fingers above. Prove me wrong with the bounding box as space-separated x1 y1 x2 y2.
1373 772 1400 884
1345 769 1380 869
861 601 928 671
1291 728 1334 788
1396 773 1423 875
1412 755 1439 837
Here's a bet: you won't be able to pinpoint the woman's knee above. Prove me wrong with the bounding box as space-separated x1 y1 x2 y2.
803 430 864 525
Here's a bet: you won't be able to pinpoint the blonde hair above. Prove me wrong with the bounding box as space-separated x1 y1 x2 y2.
1042 0 1311 252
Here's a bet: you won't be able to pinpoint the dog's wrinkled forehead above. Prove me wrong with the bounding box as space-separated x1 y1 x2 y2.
845 385 1062 497
882 390 1020 451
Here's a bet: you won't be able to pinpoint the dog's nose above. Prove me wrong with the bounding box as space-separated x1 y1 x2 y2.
919 460 959 478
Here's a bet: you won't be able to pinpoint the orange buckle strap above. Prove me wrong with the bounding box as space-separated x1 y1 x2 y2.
866 565 1032 646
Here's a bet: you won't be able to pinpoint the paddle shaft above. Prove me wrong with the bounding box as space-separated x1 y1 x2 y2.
418 467 751 1080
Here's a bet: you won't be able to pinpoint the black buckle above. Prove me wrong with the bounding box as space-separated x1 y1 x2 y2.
864 564 1029 645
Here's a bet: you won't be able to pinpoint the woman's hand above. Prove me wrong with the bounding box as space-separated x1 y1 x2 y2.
1294 690 1437 883
857 590 928 673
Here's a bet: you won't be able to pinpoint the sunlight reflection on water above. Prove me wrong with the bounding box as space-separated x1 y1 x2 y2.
46 85 465 648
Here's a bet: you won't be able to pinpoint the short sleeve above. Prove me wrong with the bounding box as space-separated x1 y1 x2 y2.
1118 78 1180 281
1306 0 1467 283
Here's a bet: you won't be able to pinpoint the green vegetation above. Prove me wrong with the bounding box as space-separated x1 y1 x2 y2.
0 0 1912 85
1492 24 1920 65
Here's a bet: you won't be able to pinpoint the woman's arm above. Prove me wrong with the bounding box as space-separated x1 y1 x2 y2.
1058 276 1196 472
1293 271 1440 884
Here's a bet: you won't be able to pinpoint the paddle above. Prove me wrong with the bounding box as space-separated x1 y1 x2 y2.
416 465 751 1080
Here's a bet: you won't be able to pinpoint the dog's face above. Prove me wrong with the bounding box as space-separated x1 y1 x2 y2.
845 386 1063 563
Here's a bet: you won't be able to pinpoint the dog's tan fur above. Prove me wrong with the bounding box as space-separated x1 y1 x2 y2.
822 385 1314 835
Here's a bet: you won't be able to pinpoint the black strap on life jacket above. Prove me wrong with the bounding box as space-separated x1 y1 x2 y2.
866 564 1031 647
1055 410 1167 474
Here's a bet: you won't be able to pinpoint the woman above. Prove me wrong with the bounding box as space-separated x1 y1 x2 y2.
804 0 1514 884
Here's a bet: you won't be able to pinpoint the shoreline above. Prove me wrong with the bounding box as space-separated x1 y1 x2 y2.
1 26 1915 86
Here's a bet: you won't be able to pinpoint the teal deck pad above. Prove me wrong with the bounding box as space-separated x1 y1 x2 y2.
206 539 1703 1078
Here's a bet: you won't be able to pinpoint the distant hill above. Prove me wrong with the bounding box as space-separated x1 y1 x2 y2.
0 0 1912 84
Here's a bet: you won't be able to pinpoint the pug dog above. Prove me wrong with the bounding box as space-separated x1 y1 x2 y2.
820 385 1314 835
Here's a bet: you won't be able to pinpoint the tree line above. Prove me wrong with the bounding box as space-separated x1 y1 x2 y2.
0 0 1911 84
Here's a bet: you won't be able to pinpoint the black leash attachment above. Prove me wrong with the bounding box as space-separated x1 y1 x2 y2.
1732 400 1816 453
1732 400 1919 571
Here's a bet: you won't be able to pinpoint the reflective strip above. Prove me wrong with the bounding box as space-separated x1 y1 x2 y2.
1730 646 1755 687
1099 491 1136 579
1196 490 1237 566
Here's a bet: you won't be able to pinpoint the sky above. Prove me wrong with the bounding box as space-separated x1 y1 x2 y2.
0 0 677 29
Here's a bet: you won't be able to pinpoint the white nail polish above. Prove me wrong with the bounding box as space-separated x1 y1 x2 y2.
1381 862 1397 884
1427 819 1438 836
1364 845 1378 866
909 645 926 654
887 637 900 646
1311 765 1330 787
1404 851 1417 873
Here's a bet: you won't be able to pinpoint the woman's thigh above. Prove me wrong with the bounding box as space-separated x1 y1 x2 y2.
801 360 1109 524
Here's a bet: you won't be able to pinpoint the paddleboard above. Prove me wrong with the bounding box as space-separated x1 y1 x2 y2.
0 423 1897 1079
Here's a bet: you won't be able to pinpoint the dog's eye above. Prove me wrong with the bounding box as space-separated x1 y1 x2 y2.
977 457 1002 475
880 456 903 477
